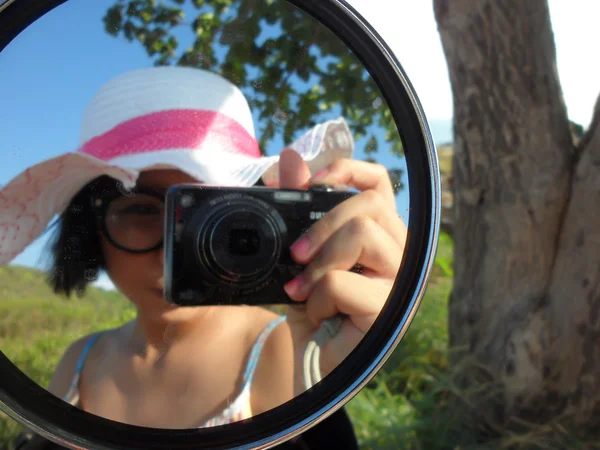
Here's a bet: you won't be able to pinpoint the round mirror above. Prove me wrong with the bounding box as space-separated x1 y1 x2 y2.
0 0 439 448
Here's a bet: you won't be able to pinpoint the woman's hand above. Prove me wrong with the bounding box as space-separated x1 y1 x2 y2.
275 148 407 394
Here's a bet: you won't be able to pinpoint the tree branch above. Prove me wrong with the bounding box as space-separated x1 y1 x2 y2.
542 89 600 427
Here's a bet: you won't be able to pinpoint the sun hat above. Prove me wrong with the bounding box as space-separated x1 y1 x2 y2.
0 66 354 266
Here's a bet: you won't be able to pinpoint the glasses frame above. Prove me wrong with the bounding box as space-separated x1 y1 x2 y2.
91 186 165 255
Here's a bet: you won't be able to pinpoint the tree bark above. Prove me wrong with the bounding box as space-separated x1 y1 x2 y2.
433 0 600 430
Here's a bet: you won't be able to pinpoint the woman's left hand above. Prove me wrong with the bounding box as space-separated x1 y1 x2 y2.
274 148 407 394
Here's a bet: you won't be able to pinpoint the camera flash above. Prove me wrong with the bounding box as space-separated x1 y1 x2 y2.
274 191 312 202
180 194 194 208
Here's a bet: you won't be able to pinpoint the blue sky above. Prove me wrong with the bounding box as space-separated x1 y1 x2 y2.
0 0 443 289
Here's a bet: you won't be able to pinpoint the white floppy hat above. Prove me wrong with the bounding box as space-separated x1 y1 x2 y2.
0 66 354 265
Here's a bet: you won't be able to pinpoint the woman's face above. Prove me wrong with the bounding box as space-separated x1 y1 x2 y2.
99 169 201 323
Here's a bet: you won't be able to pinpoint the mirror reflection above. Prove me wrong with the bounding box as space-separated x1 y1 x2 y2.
0 0 408 439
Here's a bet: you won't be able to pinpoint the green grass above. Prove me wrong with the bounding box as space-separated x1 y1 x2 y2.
0 266 136 446
1 233 593 449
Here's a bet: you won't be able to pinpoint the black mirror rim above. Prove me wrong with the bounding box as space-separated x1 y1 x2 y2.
0 0 441 448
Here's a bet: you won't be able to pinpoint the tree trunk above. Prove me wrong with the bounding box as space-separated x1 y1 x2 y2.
433 0 600 431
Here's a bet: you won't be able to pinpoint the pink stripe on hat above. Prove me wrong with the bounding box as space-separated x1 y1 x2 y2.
0 66 355 267
79 109 261 161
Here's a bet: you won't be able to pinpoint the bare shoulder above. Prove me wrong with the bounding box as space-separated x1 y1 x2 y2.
45 333 98 399
237 306 291 352
46 325 124 400
223 305 284 338
242 307 294 415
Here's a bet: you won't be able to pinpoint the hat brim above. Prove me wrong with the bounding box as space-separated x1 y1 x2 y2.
0 117 353 266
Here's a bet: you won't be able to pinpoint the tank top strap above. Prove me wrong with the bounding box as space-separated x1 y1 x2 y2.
241 315 286 388
63 332 103 404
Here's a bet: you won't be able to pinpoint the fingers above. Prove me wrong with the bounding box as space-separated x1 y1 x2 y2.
278 148 312 190
289 189 407 265
284 216 402 302
311 158 396 209
302 270 391 333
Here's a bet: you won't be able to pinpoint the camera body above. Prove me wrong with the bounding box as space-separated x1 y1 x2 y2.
163 184 355 307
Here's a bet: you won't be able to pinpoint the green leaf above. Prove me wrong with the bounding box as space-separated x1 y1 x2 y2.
140 9 153 24
103 4 124 36
365 136 378 154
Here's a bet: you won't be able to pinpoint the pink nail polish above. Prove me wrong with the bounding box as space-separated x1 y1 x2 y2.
290 236 311 259
312 169 329 179
284 274 304 297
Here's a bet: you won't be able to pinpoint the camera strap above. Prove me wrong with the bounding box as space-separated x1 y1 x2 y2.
302 314 345 390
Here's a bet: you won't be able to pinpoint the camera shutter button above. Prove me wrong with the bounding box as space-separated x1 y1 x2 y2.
309 184 335 192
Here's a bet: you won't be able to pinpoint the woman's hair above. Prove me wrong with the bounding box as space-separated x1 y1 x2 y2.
46 174 267 298
46 175 119 298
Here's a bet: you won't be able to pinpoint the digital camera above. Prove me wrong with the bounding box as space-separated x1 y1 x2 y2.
163 184 356 307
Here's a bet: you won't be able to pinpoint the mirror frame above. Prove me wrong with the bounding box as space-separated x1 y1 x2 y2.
0 0 441 448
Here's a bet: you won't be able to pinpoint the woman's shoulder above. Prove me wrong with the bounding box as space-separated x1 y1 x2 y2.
218 306 290 368
234 307 294 414
45 332 100 399
219 305 284 335
45 325 125 399
246 306 285 328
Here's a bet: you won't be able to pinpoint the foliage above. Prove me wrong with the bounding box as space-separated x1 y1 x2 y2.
101 0 405 192
0 265 135 446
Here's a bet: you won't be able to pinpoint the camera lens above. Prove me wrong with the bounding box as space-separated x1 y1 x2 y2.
195 198 284 284
228 228 261 256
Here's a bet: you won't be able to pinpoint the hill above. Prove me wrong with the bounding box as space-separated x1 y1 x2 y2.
0 265 122 303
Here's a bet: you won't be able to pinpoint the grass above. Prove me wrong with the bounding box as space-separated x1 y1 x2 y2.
0 266 137 445
1 231 595 449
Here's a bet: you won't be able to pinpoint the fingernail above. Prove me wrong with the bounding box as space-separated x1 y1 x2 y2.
312 169 329 180
284 274 304 297
290 236 311 259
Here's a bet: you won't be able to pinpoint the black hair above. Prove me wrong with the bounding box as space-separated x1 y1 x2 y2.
46 175 120 298
45 174 267 298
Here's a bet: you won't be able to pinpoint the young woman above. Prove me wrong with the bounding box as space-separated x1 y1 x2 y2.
3 66 406 447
